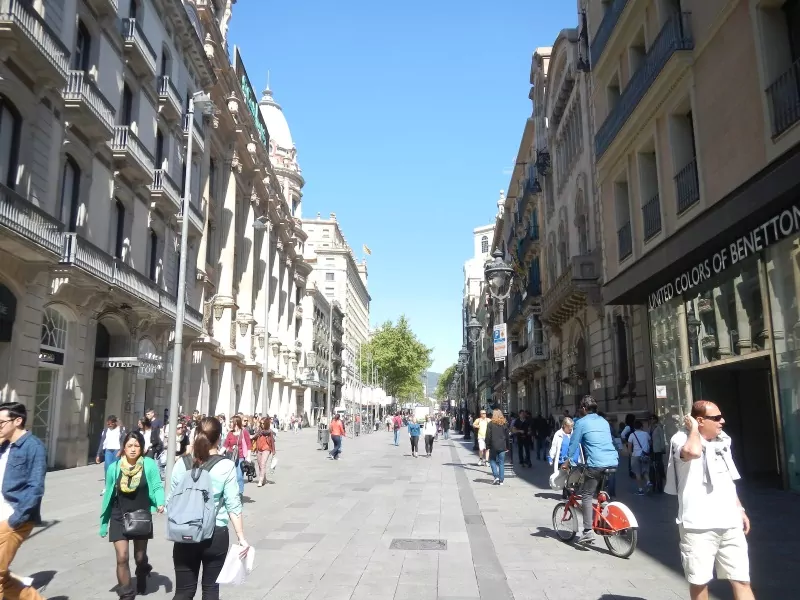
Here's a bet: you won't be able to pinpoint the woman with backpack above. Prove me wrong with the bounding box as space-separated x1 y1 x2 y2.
222 416 252 497
99 430 164 599
254 416 276 487
169 417 249 600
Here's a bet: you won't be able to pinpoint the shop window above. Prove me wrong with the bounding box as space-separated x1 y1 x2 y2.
0 95 21 189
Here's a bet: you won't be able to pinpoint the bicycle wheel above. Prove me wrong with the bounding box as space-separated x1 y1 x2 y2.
604 526 638 558
552 502 578 542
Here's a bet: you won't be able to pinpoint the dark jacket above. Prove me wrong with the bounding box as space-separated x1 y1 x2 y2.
485 422 509 457
95 426 126 461
1 433 46 529
139 427 164 458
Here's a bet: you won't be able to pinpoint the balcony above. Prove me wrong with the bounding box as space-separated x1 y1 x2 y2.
520 223 541 262
618 221 632 262
177 200 204 239
150 169 181 215
63 71 115 141
111 126 155 184
675 157 700 214
0 0 70 86
157 75 183 124
642 193 662 241
0 182 63 260
510 343 549 379
121 18 156 79
541 253 601 327
590 0 630 67
766 57 800 138
182 113 205 154
85 0 117 17
595 12 693 160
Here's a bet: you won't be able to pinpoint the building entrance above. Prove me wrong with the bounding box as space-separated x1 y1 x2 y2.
691 355 780 487
88 323 110 460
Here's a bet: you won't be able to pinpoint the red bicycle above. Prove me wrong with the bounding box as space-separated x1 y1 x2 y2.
551 466 639 558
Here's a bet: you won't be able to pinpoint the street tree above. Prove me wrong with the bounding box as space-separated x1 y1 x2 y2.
434 364 456 400
360 316 432 400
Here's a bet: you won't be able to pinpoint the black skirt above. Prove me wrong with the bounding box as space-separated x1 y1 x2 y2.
109 476 152 543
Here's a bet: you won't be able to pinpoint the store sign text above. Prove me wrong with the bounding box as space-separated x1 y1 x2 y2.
648 203 800 311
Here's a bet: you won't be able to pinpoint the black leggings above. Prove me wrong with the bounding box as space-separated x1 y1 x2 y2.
424 435 434 454
410 436 419 453
173 526 229 600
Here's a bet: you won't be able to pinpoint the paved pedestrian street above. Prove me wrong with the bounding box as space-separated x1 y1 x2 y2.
16 429 795 600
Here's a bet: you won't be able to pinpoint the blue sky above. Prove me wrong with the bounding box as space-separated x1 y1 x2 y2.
229 0 576 372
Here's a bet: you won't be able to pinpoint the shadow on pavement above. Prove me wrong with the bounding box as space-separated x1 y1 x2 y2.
473 478 496 485
28 520 59 541
145 570 173 594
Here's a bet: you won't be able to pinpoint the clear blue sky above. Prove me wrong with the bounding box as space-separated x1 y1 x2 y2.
229 0 575 372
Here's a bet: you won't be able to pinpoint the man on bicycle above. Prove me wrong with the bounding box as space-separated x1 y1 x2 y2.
564 395 619 545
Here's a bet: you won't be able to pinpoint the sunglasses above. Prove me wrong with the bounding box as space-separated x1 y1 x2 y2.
701 414 724 422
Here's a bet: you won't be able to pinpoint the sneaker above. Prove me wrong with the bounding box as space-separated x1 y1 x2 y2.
499 481 504 486
577 530 596 545
636 488 645 496
492 478 499 485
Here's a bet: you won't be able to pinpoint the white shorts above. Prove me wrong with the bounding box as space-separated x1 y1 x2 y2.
679 526 750 585
478 439 486 451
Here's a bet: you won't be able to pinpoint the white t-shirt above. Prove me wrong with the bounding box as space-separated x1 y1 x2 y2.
103 428 121 451
628 430 651 456
143 429 153 454
667 431 742 530
0 449 14 521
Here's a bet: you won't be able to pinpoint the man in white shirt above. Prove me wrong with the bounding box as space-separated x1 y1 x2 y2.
666 401 753 600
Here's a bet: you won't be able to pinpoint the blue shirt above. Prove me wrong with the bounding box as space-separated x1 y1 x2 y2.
1 432 47 529
407 423 421 437
566 413 618 469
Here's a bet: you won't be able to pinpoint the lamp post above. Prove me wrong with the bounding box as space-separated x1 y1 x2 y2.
468 314 482 416
165 91 214 487
253 214 271 418
483 248 514 413
458 348 469 437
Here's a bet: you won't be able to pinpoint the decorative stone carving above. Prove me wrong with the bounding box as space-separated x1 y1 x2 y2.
250 190 260 206
203 34 214 61
230 151 241 173
276 240 284 251
227 94 239 118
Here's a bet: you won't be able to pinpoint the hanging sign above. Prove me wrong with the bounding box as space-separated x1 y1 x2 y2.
493 323 507 361
96 357 140 369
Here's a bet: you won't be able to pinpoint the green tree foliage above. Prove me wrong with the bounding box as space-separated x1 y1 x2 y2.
360 316 432 400
434 364 456 400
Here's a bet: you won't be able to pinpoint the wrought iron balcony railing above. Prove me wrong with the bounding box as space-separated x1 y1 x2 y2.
0 182 63 254
642 192 662 241
675 157 700 214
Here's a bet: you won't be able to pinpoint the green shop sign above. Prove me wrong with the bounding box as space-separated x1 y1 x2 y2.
234 46 269 150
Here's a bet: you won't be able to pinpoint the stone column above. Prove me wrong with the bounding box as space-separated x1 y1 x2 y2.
215 361 235 417
733 274 752 354
269 241 283 338
240 368 254 415
235 194 256 359
712 287 732 357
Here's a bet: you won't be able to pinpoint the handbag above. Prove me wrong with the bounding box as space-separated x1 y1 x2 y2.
226 432 241 464
122 509 153 537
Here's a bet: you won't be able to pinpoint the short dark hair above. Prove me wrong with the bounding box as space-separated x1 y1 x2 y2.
634 420 643 430
0 402 27 427
122 430 146 457
145 408 154 413
107 414 118 422
580 395 598 414
140 417 152 428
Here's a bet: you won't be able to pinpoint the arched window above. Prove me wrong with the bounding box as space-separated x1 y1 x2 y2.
59 155 80 231
73 21 91 72
480 235 488 254
0 95 22 189
558 222 568 273
576 214 589 255
41 307 68 352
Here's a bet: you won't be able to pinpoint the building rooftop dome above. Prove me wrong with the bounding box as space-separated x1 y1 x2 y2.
259 83 293 151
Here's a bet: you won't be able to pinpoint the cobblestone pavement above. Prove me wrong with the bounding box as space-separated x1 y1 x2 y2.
13 428 795 599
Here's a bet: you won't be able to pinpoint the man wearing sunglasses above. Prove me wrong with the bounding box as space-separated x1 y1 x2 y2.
666 400 754 600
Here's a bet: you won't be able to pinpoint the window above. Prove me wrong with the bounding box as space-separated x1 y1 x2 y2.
209 158 217 200
129 0 140 19
174 249 181 294
59 156 80 232
120 84 133 126
325 273 334 281
148 229 158 282
112 200 125 259
0 95 21 189
73 21 91 72
480 235 488 254
160 45 171 78
155 129 165 169
615 316 630 391
325 286 334 297
322 229 330 238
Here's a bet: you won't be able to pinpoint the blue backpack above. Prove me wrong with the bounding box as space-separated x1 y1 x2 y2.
166 455 226 543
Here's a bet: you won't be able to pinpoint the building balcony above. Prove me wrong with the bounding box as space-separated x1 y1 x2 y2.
0 182 63 260
595 12 693 161
111 126 155 184
520 224 541 262
0 0 70 87
642 193 662 241
150 169 181 215
182 200 204 238
590 0 630 67
63 70 115 141
541 253 601 327
85 0 117 17
766 57 800 138
182 113 205 154
120 18 156 79
618 221 632 262
157 75 183 124
675 156 700 214
510 343 548 380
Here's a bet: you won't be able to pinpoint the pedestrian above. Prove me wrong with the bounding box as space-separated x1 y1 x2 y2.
627 420 652 495
392 412 403 446
512 410 533 467
0 402 47 600
254 417 276 487
96 415 125 492
423 416 437 457
548 417 574 473
222 416 251 497
533 412 549 461
169 417 250 600
473 409 490 466
620 413 636 479
408 417 421 458
328 414 345 460
99 429 164 598
441 414 450 440
485 409 510 485
138 416 164 460
665 402 753 600
650 414 667 493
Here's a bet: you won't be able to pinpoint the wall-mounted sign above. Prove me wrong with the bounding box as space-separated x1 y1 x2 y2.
656 385 668 399
234 46 270 150
96 357 140 369
493 323 507 361
648 203 800 311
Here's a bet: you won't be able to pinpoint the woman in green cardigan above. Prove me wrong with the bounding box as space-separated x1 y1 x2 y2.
100 430 164 599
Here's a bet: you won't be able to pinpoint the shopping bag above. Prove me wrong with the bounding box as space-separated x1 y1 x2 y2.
270 456 279 470
549 470 568 491
215 544 255 585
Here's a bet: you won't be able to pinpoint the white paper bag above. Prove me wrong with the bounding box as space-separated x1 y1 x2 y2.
549 470 568 491
270 456 279 470
215 544 255 585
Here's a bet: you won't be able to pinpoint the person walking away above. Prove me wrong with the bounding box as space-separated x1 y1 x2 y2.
628 420 652 495
485 409 510 485
423 416 437 457
0 402 47 600
407 417 421 458
441 414 450 440
254 417 276 486
564 396 619 545
665 401 753 600
328 414 345 460
100 431 164 598
138 417 164 460
392 412 403 447
473 410 490 466
650 415 667 493
169 417 250 600
513 411 532 468
533 413 550 461
96 415 125 493
222 416 251 497
620 413 636 479
385 414 392 433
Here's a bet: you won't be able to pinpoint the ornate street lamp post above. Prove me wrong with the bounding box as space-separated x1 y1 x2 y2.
484 248 514 414
458 348 469 437
468 314 482 417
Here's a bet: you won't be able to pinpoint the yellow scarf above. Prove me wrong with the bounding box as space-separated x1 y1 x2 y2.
119 458 144 494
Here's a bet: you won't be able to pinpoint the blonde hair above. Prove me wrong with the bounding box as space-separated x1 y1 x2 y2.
562 417 574 429
490 409 507 426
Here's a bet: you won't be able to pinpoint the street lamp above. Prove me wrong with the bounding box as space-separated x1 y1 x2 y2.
484 248 514 315
253 214 272 420
165 90 215 486
468 314 481 416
